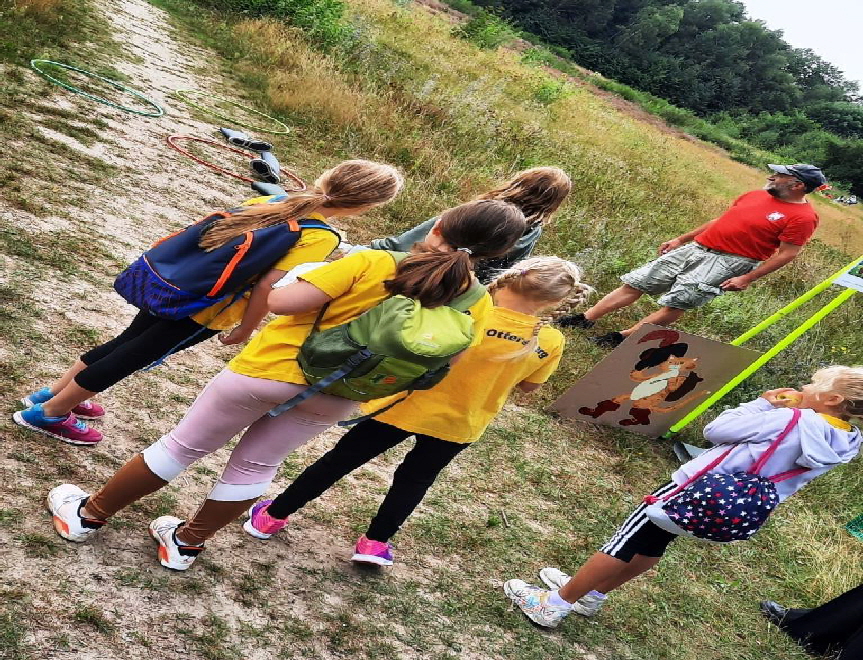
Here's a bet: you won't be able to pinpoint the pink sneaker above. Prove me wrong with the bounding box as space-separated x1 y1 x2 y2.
13 404 103 446
70 400 105 420
242 500 288 539
351 534 394 566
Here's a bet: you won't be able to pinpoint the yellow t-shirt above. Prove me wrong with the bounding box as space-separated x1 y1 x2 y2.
361 307 565 443
190 210 340 331
228 250 493 385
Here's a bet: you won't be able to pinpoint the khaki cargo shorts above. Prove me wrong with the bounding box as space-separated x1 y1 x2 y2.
620 243 759 310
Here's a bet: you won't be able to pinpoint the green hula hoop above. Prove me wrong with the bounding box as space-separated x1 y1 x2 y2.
173 89 290 135
29 59 164 118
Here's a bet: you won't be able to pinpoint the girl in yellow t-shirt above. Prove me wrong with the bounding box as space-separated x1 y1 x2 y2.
45 199 527 571
244 256 592 566
15 160 396 446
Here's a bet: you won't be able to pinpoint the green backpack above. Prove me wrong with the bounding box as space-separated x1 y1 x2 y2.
268 252 486 421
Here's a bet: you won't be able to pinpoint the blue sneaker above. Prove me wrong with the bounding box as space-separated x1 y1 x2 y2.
21 387 105 420
21 386 53 407
13 404 103 445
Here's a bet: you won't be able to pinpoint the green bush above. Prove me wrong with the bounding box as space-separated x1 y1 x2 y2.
206 0 351 47
520 46 556 68
443 0 478 15
453 9 516 50
533 79 571 105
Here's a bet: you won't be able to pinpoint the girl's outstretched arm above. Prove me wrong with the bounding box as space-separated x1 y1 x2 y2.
369 218 436 251
267 280 333 316
219 268 288 345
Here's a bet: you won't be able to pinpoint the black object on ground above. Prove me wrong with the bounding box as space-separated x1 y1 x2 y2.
219 127 273 152
251 151 281 184
672 441 706 463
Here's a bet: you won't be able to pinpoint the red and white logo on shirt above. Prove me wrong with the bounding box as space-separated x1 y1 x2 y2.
766 212 785 222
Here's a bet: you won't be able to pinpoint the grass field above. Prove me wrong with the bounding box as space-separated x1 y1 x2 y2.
1 0 862 658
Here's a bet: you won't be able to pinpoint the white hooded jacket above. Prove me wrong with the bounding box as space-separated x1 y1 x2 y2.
672 398 861 502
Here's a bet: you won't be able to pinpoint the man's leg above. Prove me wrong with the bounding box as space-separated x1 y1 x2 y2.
619 305 686 337
582 285 644 321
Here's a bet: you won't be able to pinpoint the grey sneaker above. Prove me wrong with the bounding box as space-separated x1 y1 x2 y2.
539 567 606 617
503 579 571 628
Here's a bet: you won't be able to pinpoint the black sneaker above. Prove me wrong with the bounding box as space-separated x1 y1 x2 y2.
759 601 788 627
555 313 595 329
588 331 625 348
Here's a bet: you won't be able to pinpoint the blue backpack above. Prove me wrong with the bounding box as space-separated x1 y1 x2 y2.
114 205 336 320
645 408 805 543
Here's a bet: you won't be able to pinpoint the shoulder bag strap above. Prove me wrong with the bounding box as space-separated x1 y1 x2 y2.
448 279 487 312
748 408 802 476
644 446 735 504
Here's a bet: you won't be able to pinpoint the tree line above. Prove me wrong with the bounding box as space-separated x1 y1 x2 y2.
469 0 863 195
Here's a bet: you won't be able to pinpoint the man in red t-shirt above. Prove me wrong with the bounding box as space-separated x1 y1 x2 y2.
558 164 827 347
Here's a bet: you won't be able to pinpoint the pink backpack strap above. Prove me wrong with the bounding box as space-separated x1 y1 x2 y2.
768 467 810 483
748 408 802 476
644 446 735 504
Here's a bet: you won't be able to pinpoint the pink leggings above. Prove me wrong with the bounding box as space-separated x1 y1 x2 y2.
141 369 357 501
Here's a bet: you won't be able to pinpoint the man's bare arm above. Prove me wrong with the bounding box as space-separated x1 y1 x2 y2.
720 242 803 291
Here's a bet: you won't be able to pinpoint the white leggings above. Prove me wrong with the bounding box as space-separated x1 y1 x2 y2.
142 369 357 501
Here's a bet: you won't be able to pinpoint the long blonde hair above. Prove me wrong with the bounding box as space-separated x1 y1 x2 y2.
478 167 571 226
810 366 863 421
198 159 404 251
487 255 593 359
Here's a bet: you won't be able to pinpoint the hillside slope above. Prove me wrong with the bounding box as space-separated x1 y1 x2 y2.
1 0 861 659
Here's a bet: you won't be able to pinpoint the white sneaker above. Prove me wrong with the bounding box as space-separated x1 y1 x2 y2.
539 566 571 589
46 484 106 542
503 579 571 628
539 567 606 617
148 516 204 571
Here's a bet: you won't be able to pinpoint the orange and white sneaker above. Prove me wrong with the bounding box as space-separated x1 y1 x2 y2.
148 516 204 571
46 484 106 542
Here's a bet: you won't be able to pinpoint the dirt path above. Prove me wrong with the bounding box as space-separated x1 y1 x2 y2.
2 0 360 657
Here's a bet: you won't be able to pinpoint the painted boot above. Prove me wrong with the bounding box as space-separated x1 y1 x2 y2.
578 399 621 418
619 406 652 426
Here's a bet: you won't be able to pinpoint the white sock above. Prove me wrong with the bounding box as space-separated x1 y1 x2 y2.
547 590 573 609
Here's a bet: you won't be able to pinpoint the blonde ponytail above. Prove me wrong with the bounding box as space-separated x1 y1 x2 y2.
198 159 403 251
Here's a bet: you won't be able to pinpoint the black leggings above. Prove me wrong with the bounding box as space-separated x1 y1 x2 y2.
74 311 219 392
266 419 469 542
782 583 863 659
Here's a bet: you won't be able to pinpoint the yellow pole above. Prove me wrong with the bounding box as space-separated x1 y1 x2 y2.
732 255 863 346
666 288 857 436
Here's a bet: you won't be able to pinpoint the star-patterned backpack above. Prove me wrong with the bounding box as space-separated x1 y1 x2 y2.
645 408 804 543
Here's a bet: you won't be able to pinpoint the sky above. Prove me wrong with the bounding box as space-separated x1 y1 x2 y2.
740 0 863 90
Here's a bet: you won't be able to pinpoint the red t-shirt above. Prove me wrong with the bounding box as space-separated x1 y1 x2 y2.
696 190 819 260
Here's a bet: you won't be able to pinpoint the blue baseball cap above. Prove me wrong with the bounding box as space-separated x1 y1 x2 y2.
768 164 828 192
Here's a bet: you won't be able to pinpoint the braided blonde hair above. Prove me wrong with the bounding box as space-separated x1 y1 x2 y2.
810 366 863 422
199 160 403 251
487 255 593 359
